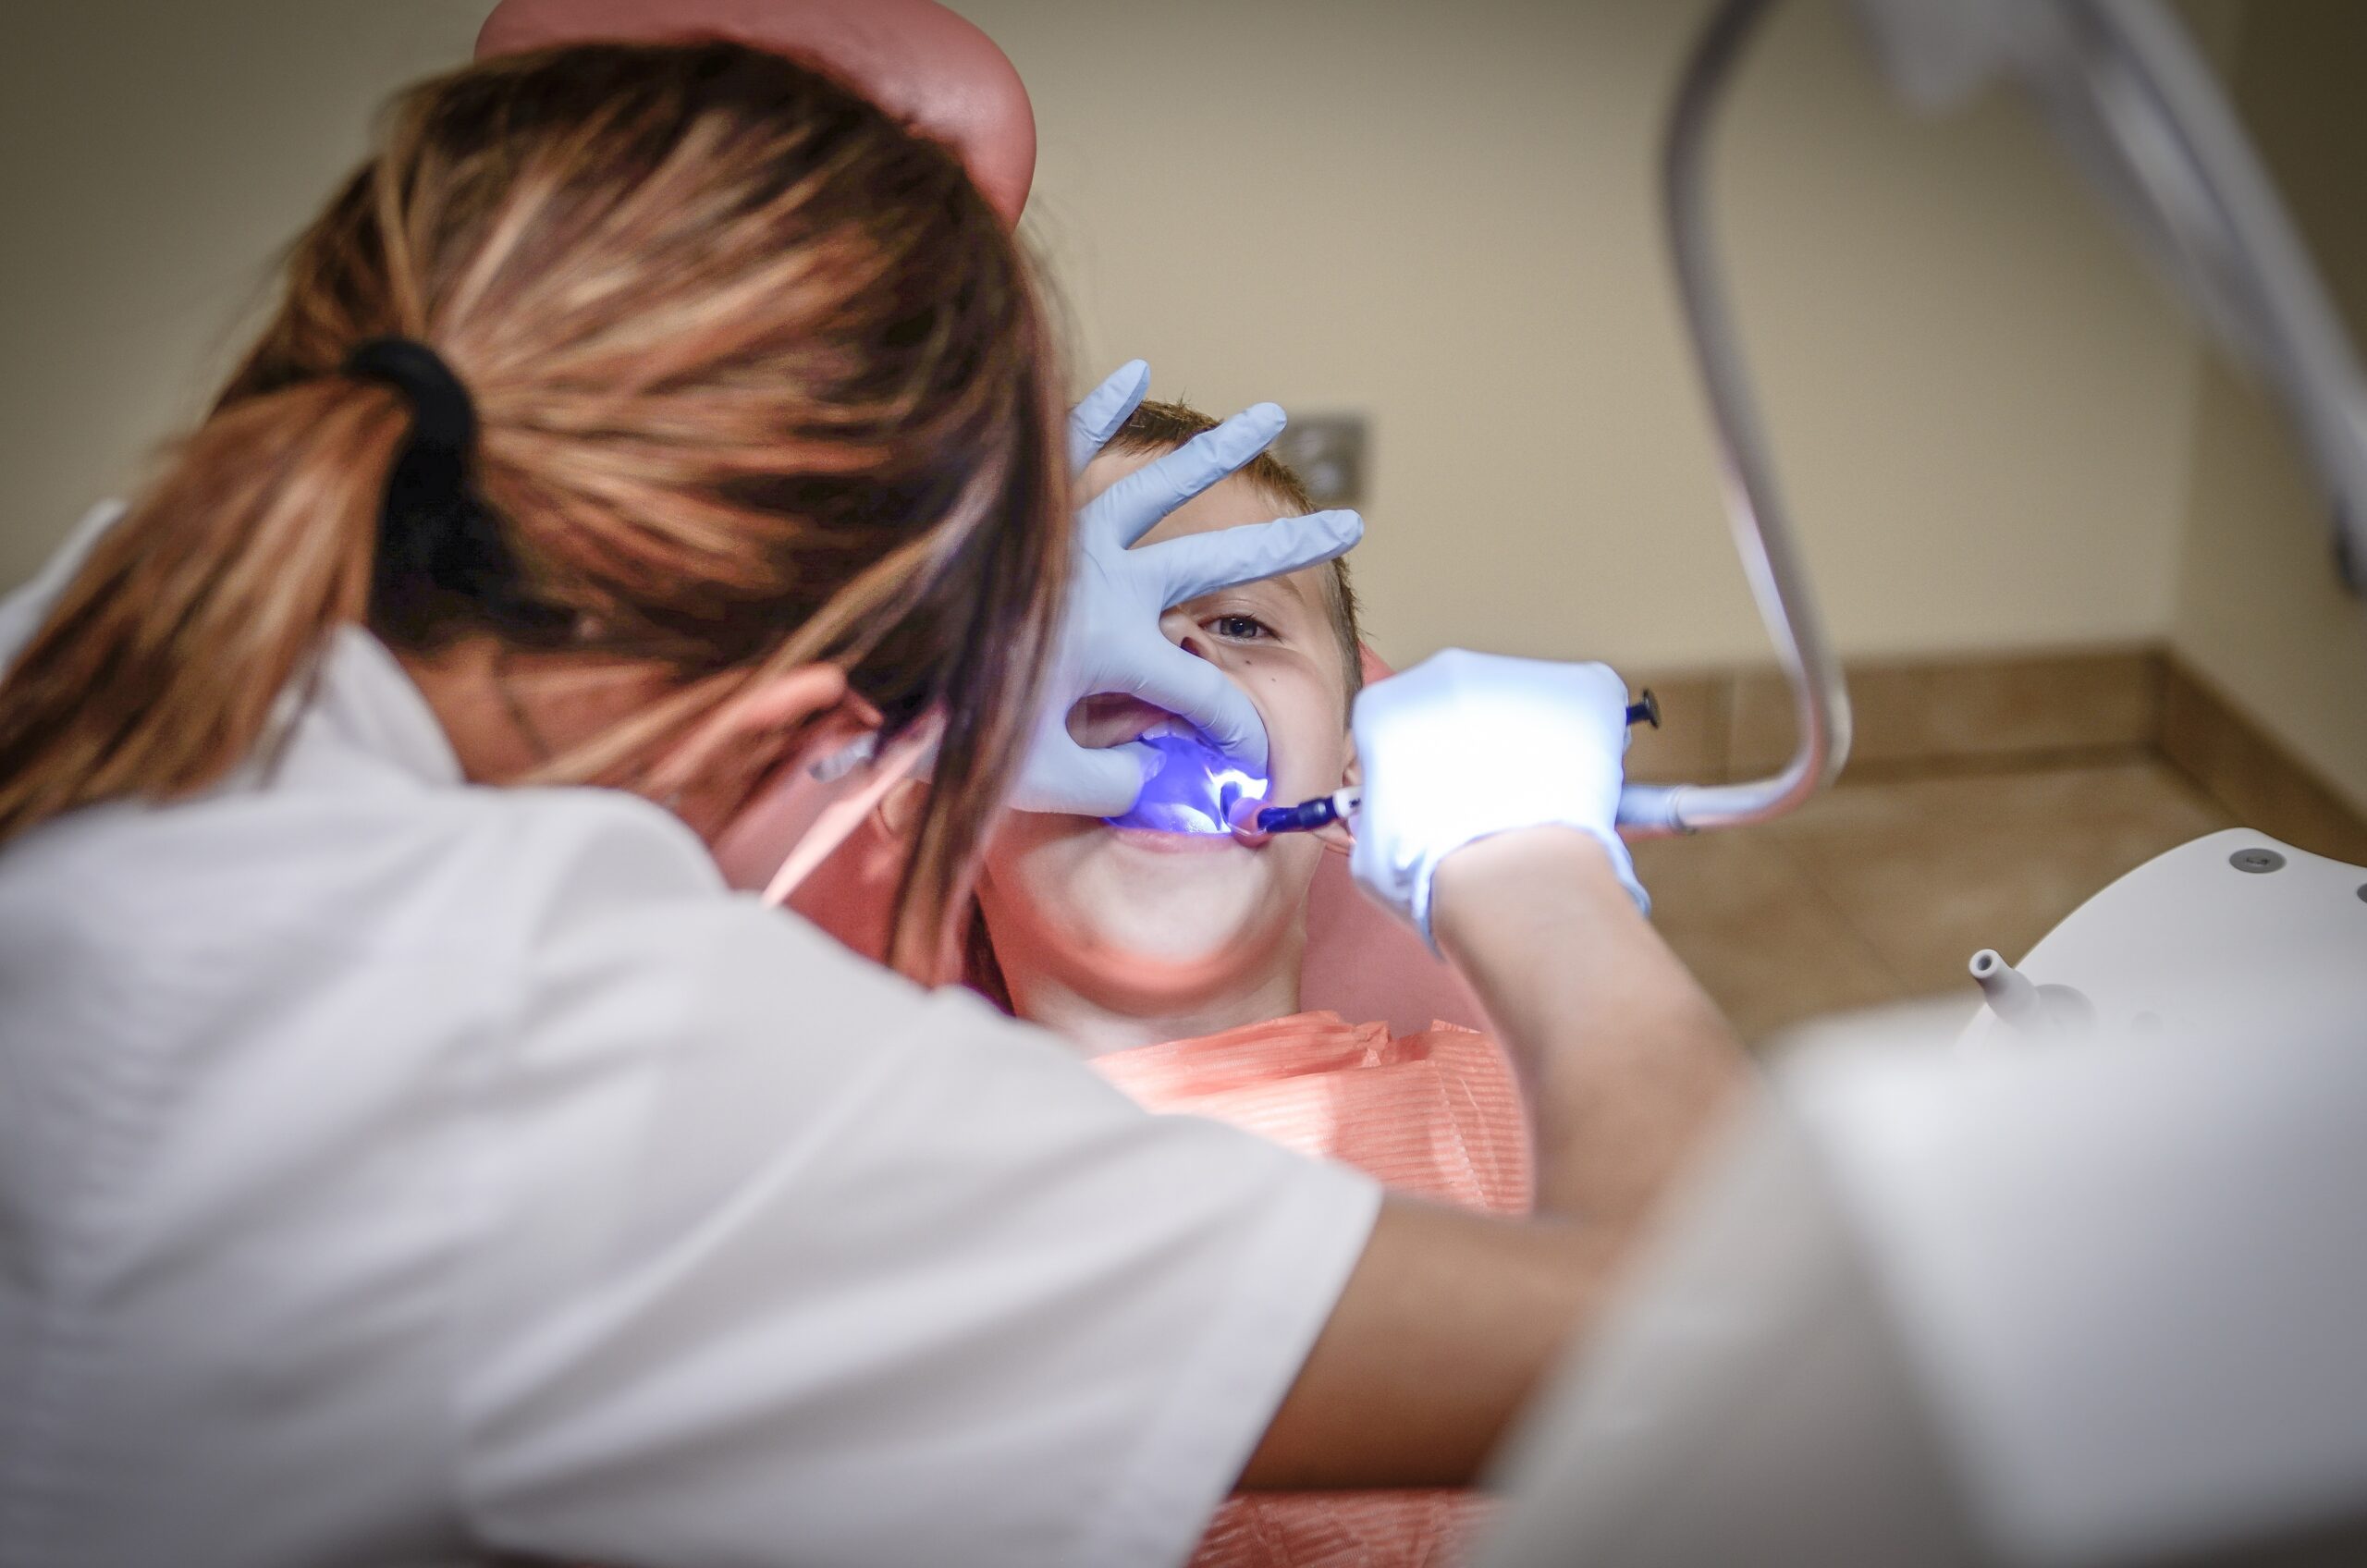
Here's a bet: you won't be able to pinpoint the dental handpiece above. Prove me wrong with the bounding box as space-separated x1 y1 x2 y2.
1241 786 1360 835
1237 691 1662 836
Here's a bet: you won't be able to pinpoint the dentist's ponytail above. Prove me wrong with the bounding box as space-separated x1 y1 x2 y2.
0 42 1072 979
0 381 397 840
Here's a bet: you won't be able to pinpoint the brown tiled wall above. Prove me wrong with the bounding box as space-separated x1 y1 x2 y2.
2157 660 2367 865
1625 645 2365 855
1729 650 2160 776
1626 646 2168 786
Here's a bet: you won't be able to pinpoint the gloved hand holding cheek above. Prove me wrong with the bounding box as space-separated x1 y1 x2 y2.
1348 650 1648 943
1009 361 1364 817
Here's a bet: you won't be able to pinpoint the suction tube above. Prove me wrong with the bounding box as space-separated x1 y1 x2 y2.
1619 0 1854 839
1627 0 2367 836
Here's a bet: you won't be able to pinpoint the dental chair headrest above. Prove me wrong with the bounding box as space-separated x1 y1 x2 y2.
716 646 1490 1039
474 0 1037 226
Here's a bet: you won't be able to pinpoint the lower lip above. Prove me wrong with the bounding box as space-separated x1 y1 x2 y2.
1105 827 1243 855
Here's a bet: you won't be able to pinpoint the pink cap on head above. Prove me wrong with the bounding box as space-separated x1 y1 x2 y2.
474 0 1037 226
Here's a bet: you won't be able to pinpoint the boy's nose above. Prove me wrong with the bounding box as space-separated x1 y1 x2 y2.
1159 607 1217 663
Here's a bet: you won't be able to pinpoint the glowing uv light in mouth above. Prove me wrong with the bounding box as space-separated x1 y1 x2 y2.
1105 729 1269 837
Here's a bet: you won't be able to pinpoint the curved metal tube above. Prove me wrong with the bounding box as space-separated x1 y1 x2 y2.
1618 0 1852 839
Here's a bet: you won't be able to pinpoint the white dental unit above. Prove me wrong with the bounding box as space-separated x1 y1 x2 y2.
1485 1 2367 1562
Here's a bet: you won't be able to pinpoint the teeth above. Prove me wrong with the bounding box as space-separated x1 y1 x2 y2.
1143 718 1192 743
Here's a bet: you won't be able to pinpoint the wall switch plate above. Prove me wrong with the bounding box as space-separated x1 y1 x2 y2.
1269 413 1367 508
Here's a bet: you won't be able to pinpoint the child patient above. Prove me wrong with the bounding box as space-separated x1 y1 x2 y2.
972 403 1529 1568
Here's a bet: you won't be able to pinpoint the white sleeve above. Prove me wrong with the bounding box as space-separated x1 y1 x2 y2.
0 499 126 670
448 802 1381 1568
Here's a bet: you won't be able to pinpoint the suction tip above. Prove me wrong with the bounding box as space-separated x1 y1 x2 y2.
1226 791 1268 836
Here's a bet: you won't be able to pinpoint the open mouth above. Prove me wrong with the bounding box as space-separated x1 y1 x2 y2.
1069 695 1192 750
1073 698 1270 836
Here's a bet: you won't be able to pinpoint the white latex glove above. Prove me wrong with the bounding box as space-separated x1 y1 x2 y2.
1349 649 1648 943
1010 361 1365 815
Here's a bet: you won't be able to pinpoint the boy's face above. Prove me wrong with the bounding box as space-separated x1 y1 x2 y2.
977 450 1356 975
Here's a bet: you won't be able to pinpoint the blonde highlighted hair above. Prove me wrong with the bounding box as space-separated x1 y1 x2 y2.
0 43 1073 977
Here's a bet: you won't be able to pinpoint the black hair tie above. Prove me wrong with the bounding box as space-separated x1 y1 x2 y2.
343 337 562 642
345 337 476 468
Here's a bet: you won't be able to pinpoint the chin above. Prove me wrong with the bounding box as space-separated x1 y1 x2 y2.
1011 826 1300 966
1103 850 1291 961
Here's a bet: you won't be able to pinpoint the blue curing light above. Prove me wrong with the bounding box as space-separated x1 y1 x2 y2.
1105 730 1269 837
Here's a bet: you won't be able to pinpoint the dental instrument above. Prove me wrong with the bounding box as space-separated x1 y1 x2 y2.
1237 692 1662 838
1239 787 1356 838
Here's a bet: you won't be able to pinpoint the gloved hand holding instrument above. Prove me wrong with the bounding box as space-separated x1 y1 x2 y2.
1234 651 1659 942
1338 651 1653 942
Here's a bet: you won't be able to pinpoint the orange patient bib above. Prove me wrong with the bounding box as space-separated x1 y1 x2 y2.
1090 1012 1533 1568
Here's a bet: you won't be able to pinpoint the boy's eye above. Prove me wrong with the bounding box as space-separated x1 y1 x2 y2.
1208 614 1272 642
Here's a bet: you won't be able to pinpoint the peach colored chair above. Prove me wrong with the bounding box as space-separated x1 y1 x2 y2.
714 647 1488 1038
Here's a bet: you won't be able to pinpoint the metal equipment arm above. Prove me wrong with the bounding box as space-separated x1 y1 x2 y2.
1621 0 2367 839
1618 0 1850 839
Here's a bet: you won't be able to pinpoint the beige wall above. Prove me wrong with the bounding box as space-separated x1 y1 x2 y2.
0 0 491 590
954 0 2208 668
2167 0 2367 815
0 0 2260 689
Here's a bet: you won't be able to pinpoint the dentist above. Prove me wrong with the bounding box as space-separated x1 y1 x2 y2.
0 16 1743 1568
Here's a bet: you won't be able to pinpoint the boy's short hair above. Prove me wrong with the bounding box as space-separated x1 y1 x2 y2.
1099 399 1365 707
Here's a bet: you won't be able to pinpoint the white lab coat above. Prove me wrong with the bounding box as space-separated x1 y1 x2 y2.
0 508 1380 1568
